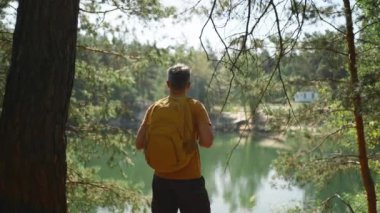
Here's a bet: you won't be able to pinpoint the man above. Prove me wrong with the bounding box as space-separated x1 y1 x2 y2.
135 64 213 213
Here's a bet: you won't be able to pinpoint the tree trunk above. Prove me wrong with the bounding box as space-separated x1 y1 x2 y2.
0 0 79 212
342 0 377 212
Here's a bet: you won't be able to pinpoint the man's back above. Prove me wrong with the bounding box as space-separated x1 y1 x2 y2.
135 64 213 213
144 96 197 176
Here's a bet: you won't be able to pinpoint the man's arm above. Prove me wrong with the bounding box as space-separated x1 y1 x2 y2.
135 105 152 150
198 122 213 148
196 102 214 148
135 123 147 150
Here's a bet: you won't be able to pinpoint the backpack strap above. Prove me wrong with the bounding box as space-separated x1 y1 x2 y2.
182 98 193 140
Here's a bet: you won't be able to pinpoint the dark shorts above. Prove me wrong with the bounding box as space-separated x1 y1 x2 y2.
152 175 211 213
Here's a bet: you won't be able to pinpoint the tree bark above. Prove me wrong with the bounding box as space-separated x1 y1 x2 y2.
342 0 377 212
0 0 79 212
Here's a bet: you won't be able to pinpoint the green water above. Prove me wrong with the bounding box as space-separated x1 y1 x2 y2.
95 133 363 212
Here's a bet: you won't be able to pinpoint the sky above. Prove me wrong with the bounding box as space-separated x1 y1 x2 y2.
3 0 350 53
98 0 218 49
109 0 349 53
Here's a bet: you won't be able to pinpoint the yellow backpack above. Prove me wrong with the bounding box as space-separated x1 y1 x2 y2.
144 96 197 173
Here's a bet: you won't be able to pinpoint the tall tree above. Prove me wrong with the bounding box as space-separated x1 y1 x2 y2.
201 0 377 211
0 0 79 211
343 0 376 212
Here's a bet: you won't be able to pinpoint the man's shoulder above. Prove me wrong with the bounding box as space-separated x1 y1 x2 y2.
145 97 168 114
150 97 170 107
187 98 202 106
155 96 170 103
152 96 205 109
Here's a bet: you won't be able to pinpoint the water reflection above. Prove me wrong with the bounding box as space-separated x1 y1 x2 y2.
212 166 306 212
200 133 304 212
124 133 305 212
93 132 364 212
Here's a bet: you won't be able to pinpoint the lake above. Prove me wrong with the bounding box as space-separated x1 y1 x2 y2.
96 132 363 212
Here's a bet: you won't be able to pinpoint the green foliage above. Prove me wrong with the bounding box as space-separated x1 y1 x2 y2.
65 30 218 210
0 0 379 211
67 51 147 210
78 0 175 38
268 2 380 211
67 149 149 212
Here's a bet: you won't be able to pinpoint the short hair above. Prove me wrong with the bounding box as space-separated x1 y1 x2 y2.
167 64 191 90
